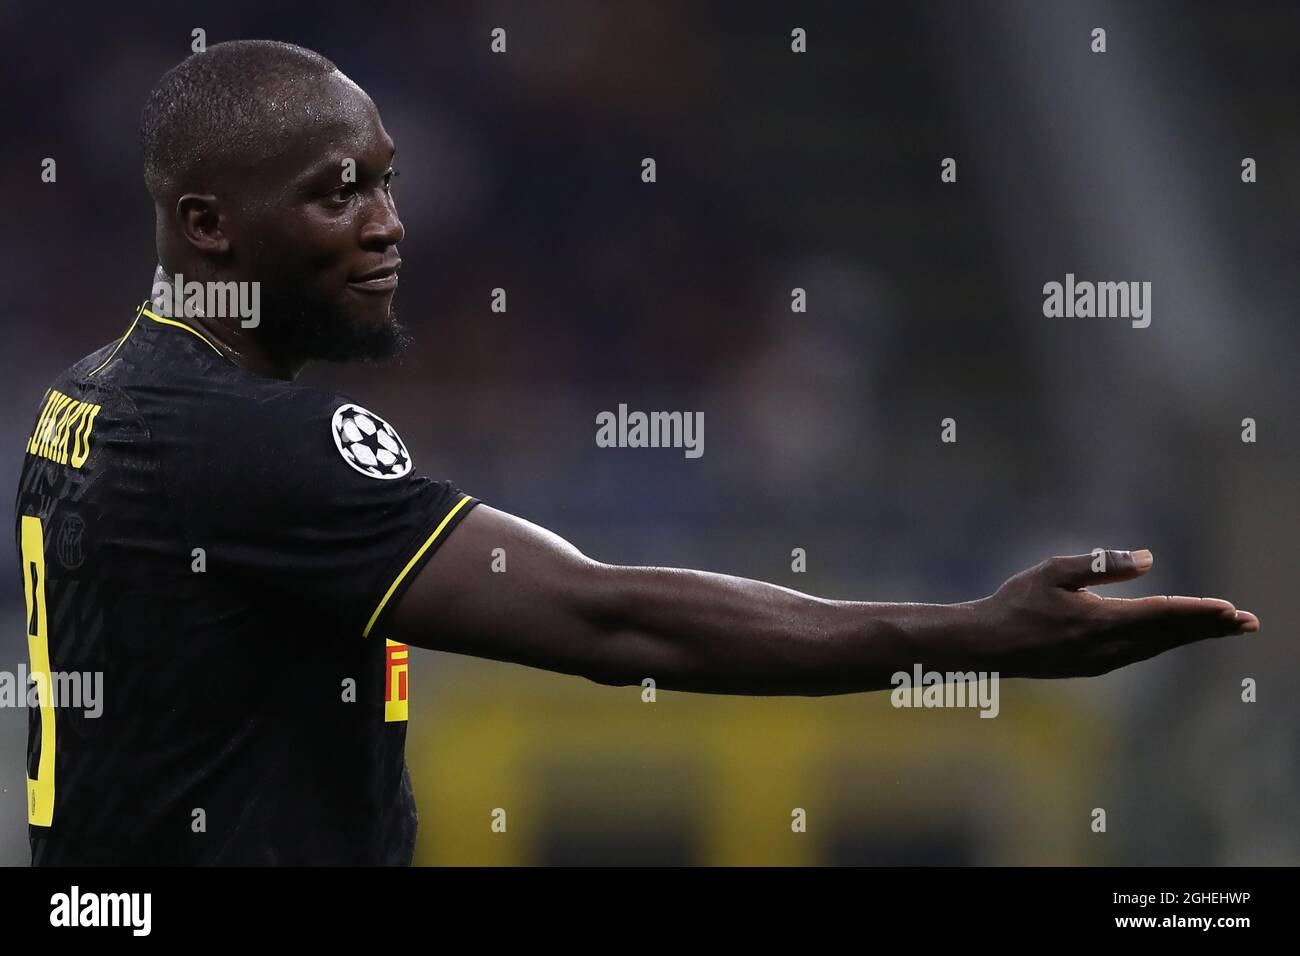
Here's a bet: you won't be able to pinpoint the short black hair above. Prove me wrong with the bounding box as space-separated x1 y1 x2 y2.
141 39 338 203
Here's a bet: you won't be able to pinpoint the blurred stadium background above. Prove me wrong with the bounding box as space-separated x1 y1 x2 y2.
1 0 1296 864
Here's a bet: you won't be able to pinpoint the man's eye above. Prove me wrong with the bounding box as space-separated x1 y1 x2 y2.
328 185 355 204
383 168 399 193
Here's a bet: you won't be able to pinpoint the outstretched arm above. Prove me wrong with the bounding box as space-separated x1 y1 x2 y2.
387 504 1259 694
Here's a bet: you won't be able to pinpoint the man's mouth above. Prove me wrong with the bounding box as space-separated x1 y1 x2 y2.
348 260 401 293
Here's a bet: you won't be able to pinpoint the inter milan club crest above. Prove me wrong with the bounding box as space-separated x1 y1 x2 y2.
56 513 86 570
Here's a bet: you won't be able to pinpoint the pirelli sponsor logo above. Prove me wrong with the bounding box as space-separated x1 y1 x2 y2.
385 640 409 723
27 389 102 469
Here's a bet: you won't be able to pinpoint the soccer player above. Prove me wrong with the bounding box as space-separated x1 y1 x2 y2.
14 40 1259 865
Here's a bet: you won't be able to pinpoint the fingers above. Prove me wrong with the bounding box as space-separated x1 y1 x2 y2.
1098 595 1260 632
1043 549 1153 589
1101 594 1235 616
1097 594 1261 643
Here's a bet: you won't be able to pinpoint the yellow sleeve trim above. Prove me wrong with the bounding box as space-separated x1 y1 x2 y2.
143 308 225 357
363 493 475 638
88 301 147 377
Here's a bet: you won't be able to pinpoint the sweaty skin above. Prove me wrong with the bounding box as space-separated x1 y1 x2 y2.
157 67 1260 693
154 70 404 379
390 508 1256 693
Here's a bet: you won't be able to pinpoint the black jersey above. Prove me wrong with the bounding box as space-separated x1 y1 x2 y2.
13 300 479 865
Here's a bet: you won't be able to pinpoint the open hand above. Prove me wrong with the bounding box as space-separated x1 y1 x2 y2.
978 549 1259 678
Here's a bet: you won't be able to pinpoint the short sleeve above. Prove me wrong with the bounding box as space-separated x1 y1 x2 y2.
165 385 480 639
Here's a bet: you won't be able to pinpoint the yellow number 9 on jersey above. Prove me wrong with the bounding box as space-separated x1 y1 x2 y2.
21 516 55 826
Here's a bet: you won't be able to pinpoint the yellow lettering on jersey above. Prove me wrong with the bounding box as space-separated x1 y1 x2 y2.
28 391 66 460
53 402 87 465
37 393 72 460
69 405 101 469
27 391 58 456
26 389 102 470
385 640 409 722
49 397 78 457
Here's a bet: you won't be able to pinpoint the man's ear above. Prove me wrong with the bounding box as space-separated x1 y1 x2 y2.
175 193 231 254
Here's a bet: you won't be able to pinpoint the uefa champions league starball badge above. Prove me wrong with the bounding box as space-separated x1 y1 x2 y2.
331 403 413 480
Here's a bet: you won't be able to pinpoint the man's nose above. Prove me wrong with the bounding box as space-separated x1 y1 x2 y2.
361 196 404 246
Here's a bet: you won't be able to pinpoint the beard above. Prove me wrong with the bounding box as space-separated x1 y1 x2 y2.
254 286 412 364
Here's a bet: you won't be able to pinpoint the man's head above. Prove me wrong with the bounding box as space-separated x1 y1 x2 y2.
142 40 406 366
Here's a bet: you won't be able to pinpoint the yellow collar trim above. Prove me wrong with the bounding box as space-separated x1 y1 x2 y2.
142 308 225 358
88 301 146 377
